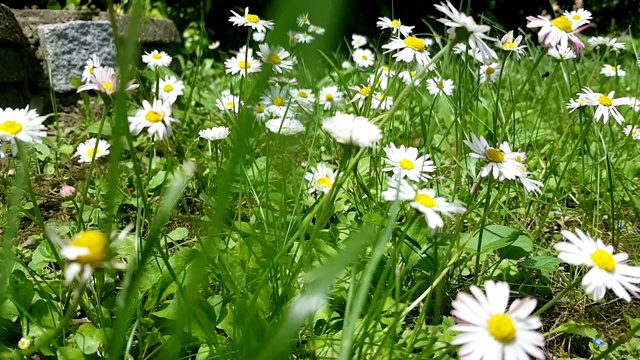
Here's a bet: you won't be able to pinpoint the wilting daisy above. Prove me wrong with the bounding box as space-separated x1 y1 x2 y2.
509 152 544 195
601 64 626 77
295 32 315 44
224 54 261 77
74 138 110 163
451 280 545 360
216 92 242 113
383 143 436 182
304 162 338 194
548 44 577 60
526 11 588 49
479 63 501 84
382 36 431 66
567 97 588 112
252 31 266 42
578 87 629 124
142 50 172 68
128 99 179 140
0 106 47 157
322 113 382 148
265 117 305 135
351 34 368 48
556 229 640 302
623 125 640 140
382 178 465 229
82 54 102 83
435 1 497 62
353 48 375 68
426 77 454 96
319 86 344 110
257 44 294 73
297 13 310 27
308 24 325 35
464 134 525 180
158 76 185 104
290 88 315 108
498 31 527 59
229 7 274 33
371 92 393 111
199 126 230 141
77 66 138 95
589 36 625 52
376 17 414 37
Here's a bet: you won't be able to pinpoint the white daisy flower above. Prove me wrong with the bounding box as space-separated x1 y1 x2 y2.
252 31 266 42
588 36 625 51
224 54 262 77
295 32 315 44
600 64 625 77
398 70 421 86
382 36 432 66
341 61 353 69
290 88 315 108
228 7 274 33
199 126 230 141
74 138 110 163
451 280 545 360
350 85 373 108
479 62 501 84
142 50 172 68
257 44 294 73
578 86 629 124
464 134 525 180
308 24 325 35
619 97 640 111
319 86 344 110
426 77 454 96
261 86 292 117
322 113 382 148
526 12 587 50
556 229 640 302
383 142 436 182
216 92 242 113
254 105 268 121
623 125 640 140
566 97 589 112
77 66 138 95
371 92 393 111
376 17 414 37
128 99 179 140
353 48 375 68
382 178 465 229
367 66 395 90
351 34 368 48
265 117 305 136
158 76 185 104
0 106 47 157
547 44 577 60
82 54 102 83
297 13 310 27
304 162 338 194
568 9 593 23
497 31 527 59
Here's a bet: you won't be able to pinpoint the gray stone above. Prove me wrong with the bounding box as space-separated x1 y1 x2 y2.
38 21 117 93
0 4 26 45
97 13 181 45
12 9 93 45
0 48 28 83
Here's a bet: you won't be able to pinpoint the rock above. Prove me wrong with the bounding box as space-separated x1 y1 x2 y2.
38 21 117 93
97 13 181 45
0 4 27 45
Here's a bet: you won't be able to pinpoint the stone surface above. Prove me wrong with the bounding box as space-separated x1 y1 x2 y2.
97 13 181 44
0 48 28 83
38 21 117 93
12 9 93 45
0 4 27 45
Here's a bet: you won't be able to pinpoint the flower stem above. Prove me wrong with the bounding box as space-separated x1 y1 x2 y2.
474 176 493 285
534 275 582 317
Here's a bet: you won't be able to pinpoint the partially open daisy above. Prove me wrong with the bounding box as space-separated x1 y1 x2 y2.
297 13 310 27
497 31 527 59
295 32 315 44
229 7 274 33
257 44 294 73
464 134 525 180
351 34 368 49
426 77 454 96
216 91 242 113
623 125 640 140
319 86 344 110
322 113 382 148
265 117 305 136
589 36 625 52
578 86 629 124
128 99 179 140
371 92 393 111
548 44 577 60
0 106 47 157
224 54 262 77
290 88 315 108
526 11 589 50
398 70 421 86
142 50 172 68
556 229 640 302
74 138 110 163
567 97 589 112
479 62 501 84
77 66 139 95
382 178 465 229
383 142 436 182
304 162 338 194
353 48 375 68
451 280 545 360
308 24 325 35
600 64 625 77
382 36 432 66
82 54 102 83
199 126 230 141
376 17 414 37
254 105 268 121
158 76 185 104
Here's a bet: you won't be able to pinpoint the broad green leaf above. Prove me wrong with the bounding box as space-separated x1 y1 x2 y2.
73 323 104 354
56 346 84 360
497 234 533 260
7 270 34 311
167 227 189 242
548 321 597 338
151 300 178 320
87 121 112 136
148 170 167 189
521 256 562 272
463 225 520 254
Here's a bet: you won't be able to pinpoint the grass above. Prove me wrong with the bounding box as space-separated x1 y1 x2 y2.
1 0 640 359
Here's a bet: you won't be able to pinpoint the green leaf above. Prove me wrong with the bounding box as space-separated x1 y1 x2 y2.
463 225 520 254
148 170 167 189
29 242 56 271
521 256 562 272
47 0 61 10
56 346 85 360
87 121 112 136
70 76 84 89
167 227 188 242
151 300 178 320
497 234 533 260
28 300 59 337
7 270 34 311
548 321 597 338
73 323 104 354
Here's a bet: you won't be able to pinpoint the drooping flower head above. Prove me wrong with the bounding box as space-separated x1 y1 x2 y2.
77 66 138 96
376 17 414 37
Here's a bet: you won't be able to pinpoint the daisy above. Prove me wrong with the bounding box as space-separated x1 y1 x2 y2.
398 70 421 86
128 99 179 140
216 92 242 113
304 163 338 194
382 36 431 66
82 54 102 83
383 143 436 182
142 50 172 68
510 154 544 195
479 63 501 84
228 7 274 33
589 36 625 51
74 138 110 163
556 229 640 302
566 97 588 112
0 106 47 157
371 92 393 111
77 66 138 95
464 134 525 180
601 64 626 77
368 66 394 90
619 97 640 112
548 44 577 60
435 1 497 62
261 86 291 117
224 54 262 77
257 44 294 73
623 125 640 140
157 76 185 104
254 105 268 121
322 113 382 148
265 117 305 136
382 178 465 229
341 61 353 69
451 280 545 360
376 17 414 37
199 126 230 141
350 85 373 108
568 9 593 23
290 88 315 108
252 31 266 42
526 12 588 50
297 13 310 27
353 48 375 68
351 34 368 49
319 86 344 110
295 32 315 44
578 87 629 124
308 25 325 35
426 77 454 96
498 31 527 59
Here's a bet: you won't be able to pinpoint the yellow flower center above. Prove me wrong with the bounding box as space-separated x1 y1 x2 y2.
399 158 414 170
325 93 334 102
377 93 386 100
598 95 613 107
268 53 282 64
404 36 426 52
298 91 308 98
89 66 95 75
239 60 251 69
145 110 163 123
572 14 582 20
437 81 444 89
0 120 23 136
552 16 573 33
316 177 332 188
611 66 617 72
152 53 162 59
163 84 174 92
415 193 437 208
86 147 101 159
410 71 416 78
382 66 390 72
226 102 235 109
273 96 285 107
245 14 260 23
69 230 108 265
361 55 368 60
359 87 371 96
391 19 401 28
256 105 265 114
103 82 114 91
591 249 616 272
578 99 588 105
485 66 496 75
502 41 516 50
488 314 516 343
486 148 504 163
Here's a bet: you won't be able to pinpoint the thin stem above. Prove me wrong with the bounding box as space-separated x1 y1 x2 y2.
534 275 582 317
474 176 493 284
593 322 640 360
